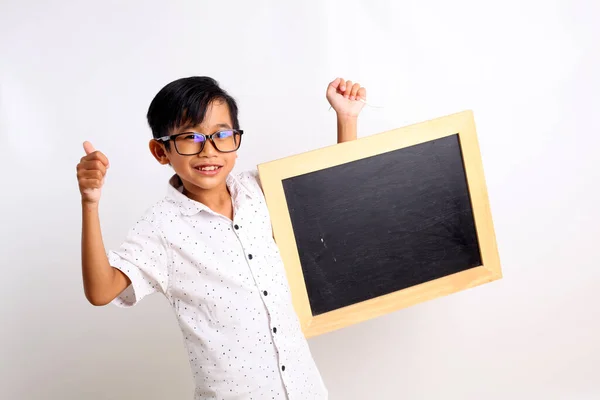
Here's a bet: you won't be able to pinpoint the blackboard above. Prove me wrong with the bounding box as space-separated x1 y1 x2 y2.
258 111 501 337
282 134 482 316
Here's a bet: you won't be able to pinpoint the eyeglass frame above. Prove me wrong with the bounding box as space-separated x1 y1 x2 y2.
156 129 244 156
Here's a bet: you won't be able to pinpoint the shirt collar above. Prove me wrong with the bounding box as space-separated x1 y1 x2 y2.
167 173 254 216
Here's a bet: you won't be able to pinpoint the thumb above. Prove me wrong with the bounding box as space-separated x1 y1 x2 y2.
83 141 96 155
327 77 342 94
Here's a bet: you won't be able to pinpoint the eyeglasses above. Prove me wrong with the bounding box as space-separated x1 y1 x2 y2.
156 129 243 156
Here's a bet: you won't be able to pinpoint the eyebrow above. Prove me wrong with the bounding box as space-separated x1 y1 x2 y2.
214 123 232 129
177 123 232 133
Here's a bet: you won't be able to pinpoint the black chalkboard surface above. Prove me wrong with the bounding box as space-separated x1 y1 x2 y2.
282 134 482 316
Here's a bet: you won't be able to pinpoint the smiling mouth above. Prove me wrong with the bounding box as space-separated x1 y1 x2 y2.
196 165 221 171
193 164 223 175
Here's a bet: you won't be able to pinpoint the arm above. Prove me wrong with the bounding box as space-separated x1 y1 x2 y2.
337 115 358 143
326 77 367 143
81 202 131 306
77 142 130 306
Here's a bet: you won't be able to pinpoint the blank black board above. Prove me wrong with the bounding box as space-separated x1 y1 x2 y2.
282 134 482 316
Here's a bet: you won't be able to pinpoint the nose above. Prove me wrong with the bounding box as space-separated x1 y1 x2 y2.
200 138 218 156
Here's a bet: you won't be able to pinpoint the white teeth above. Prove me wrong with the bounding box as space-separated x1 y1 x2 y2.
199 166 219 171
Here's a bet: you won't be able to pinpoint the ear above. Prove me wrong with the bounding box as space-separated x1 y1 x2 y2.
149 139 171 165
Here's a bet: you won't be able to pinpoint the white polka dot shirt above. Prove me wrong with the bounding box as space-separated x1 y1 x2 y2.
108 171 328 400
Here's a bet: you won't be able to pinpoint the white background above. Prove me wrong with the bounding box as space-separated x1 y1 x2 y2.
1 0 599 399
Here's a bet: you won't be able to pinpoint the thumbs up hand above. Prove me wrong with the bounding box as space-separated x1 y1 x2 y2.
77 141 110 205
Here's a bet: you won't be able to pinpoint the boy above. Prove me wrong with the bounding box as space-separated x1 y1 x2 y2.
76 76 367 399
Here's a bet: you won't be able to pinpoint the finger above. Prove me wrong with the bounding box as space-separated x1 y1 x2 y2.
84 150 110 168
338 78 347 94
344 80 353 98
79 160 107 175
83 141 95 155
83 141 110 168
357 87 367 101
327 78 342 98
328 77 342 91
350 83 361 100
78 169 105 181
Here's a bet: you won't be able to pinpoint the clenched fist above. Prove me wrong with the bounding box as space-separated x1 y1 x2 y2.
326 77 367 118
77 141 110 205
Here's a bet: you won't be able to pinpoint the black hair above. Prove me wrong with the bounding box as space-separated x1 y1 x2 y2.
146 76 239 150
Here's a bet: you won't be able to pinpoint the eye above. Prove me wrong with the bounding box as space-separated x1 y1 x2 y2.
215 130 234 139
182 133 205 142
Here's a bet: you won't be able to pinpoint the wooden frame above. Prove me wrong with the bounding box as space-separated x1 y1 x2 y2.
257 110 502 338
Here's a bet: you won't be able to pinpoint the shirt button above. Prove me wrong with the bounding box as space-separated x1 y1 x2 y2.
281 365 286 371
234 224 239 230
273 327 277 333
248 254 253 260
263 290 268 296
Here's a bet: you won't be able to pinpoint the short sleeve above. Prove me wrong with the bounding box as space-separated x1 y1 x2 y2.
107 219 170 308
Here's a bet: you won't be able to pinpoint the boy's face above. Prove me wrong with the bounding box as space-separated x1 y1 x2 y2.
150 100 238 194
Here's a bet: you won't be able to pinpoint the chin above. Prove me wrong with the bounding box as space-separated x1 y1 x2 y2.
180 167 230 190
